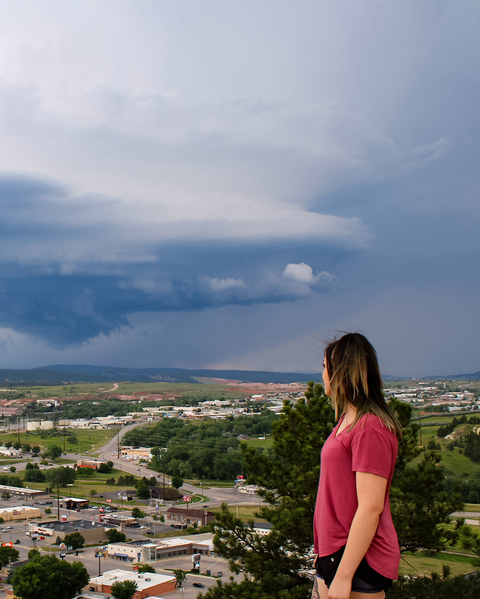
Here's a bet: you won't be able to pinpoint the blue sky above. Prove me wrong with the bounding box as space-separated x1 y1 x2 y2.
0 1 479 377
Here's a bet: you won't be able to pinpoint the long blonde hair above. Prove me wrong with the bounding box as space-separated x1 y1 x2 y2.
324 333 402 437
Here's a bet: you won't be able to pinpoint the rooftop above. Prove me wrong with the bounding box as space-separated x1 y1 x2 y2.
89 569 175 591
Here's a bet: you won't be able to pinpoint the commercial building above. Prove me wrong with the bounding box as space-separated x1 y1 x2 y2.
87 569 176 598
0 505 40 521
0 486 45 501
165 507 215 527
29 520 108 543
65 497 90 510
106 536 214 563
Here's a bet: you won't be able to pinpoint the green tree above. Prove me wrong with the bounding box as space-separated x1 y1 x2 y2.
22 443 31 453
389 572 480 598
44 444 62 461
11 554 89 599
97 462 112 473
46 467 77 518
5 441 12 449
27 548 40 560
107 528 126 543
389 398 464 553
1 491 10 500
24 469 45 482
63 532 85 550
171 475 184 489
135 481 150 499
110 579 138 599
45 466 76 488
173 569 187 588
460 524 480 565
13 442 22 451
31 446 41 456
0 545 19 565
204 381 335 599
138 564 155 573
9 466 16 473
131 507 146 519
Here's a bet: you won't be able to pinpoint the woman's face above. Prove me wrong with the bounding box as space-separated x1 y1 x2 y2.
322 360 331 396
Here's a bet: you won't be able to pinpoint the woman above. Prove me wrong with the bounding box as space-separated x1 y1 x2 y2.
312 333 402 599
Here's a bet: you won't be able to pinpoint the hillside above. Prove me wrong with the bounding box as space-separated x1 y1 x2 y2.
0 364 320 386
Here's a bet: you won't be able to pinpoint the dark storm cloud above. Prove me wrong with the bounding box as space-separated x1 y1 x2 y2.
0 174 345 346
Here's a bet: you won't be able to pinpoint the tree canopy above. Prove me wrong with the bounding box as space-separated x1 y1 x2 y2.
110 579 138 599
107 529 126 543
63 532 85 550
11 554 89 599
0 545 19 566
205 381 335 599
45 466 76 488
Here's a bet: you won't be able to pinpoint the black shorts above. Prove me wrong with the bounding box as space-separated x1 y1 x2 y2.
316 546 393 594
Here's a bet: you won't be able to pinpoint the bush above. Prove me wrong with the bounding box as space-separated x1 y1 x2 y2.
138 564 155 573
45 508 52 515
63 532 85 550
131 507 146 519
77 466 95 477
107 529 126 543
98 463 112 474
389 573 480 598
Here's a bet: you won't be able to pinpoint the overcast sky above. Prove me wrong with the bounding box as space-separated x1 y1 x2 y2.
0 1 479 377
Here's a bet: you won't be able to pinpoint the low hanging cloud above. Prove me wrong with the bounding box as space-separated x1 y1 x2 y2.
0 261 341 347
0 172 350 346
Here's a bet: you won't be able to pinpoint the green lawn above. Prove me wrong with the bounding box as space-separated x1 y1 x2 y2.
0 427 119 454
209 504 266 522
7 381 256 400
244 436 274 449
399 551 478 578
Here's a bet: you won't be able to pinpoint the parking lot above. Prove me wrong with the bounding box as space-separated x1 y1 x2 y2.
153 554 241 598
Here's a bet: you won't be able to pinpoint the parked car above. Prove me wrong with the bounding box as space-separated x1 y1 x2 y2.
193 583 205 588
14 540 20 544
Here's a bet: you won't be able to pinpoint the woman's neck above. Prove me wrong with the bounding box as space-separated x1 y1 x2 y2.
344 403 357 425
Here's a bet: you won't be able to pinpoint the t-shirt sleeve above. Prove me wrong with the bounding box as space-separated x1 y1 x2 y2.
351 428 394 479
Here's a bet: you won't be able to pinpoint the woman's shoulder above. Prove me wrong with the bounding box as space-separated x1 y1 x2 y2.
356 413 397 438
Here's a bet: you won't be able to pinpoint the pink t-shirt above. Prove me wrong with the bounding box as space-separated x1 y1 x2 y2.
313 413 400 580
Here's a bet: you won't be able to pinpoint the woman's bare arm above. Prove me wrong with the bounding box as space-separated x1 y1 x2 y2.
327 471 387 599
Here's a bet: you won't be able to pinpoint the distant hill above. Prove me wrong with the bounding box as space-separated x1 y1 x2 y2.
424 371 480 381
0 364 321 386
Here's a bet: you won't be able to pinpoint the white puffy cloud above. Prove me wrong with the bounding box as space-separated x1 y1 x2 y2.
283 263 316 284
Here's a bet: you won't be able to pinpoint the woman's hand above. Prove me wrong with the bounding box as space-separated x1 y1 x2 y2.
327 575 352 599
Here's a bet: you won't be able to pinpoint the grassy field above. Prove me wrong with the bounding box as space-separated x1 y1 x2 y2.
0 427 119 454
244 436 274 449
7 381 255 399
408 421 480 478
209 504 266 522
399 551 478 578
